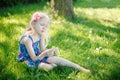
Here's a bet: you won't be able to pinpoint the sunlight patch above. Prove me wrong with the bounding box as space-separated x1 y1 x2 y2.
75 8 120 24
0 32 7 42
50 21 63 37
1 17 27 26
58 49 72 59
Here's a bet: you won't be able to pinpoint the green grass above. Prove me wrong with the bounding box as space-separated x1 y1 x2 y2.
0 0 120 80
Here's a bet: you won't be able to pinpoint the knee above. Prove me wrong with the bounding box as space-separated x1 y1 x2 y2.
38 63 53 70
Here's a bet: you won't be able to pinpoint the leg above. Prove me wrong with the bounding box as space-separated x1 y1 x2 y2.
38 62 57 70
46 56 90 73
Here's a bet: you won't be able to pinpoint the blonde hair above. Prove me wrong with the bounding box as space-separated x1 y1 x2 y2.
26 12 50 47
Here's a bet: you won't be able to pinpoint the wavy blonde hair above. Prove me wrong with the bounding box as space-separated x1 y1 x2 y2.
25 12 50 47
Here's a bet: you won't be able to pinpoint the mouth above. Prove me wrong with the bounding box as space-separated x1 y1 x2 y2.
41 30 44 32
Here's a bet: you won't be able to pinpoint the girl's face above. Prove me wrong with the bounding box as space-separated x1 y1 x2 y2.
33 18 49 35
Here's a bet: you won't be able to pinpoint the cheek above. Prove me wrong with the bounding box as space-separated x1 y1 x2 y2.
38 26 42 30
34 27 42 34
34 23 41 30
33 25 42 33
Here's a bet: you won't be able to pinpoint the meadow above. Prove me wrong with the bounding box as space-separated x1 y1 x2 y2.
0 0 120 80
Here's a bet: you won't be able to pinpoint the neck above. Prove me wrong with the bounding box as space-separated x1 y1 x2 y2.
32 31 39 37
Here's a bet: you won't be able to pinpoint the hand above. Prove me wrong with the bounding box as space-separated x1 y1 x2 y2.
44 47 59 57
54 47 59 55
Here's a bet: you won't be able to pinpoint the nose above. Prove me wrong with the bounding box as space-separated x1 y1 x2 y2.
41 27 45 32
42 27 45 31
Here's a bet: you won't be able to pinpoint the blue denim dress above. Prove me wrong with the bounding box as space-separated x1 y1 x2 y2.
18 35 48 67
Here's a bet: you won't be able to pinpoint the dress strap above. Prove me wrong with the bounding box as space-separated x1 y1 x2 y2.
19 36 25 42
19 35 34 43
28 35 34 42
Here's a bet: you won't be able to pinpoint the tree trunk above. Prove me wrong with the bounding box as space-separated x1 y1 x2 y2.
50 0 75 19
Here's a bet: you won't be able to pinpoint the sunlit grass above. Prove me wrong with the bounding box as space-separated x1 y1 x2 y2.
0 0 120 80
75 8 120 23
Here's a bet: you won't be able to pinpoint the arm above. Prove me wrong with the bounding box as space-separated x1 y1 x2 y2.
40 34 45 51
40 47 59 57
22 37 46 61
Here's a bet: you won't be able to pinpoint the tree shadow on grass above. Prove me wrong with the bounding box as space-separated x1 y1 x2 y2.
67 15 120 54
90 53 120 80
21 65 75 80
0 59 16 80
48 29 92 52
109 65 120 80
68 15 120 40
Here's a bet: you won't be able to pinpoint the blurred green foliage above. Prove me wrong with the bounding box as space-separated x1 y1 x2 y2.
0 0 50 8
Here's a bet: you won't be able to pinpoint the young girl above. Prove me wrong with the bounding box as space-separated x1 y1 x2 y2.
18 12 90 73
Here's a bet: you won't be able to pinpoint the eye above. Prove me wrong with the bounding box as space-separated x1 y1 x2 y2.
39 23 44 26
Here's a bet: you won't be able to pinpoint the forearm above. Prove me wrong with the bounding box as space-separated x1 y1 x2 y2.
37 52 46 60
38 48 55 58
40 34 45 51
42 48 54 54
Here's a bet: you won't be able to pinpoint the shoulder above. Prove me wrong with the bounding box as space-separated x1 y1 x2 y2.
20 35 32 45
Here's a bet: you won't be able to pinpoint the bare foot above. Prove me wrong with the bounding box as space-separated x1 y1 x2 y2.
77 66 91 73
84 69 91 73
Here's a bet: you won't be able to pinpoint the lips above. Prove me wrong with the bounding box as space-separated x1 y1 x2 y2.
41 30 44 32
